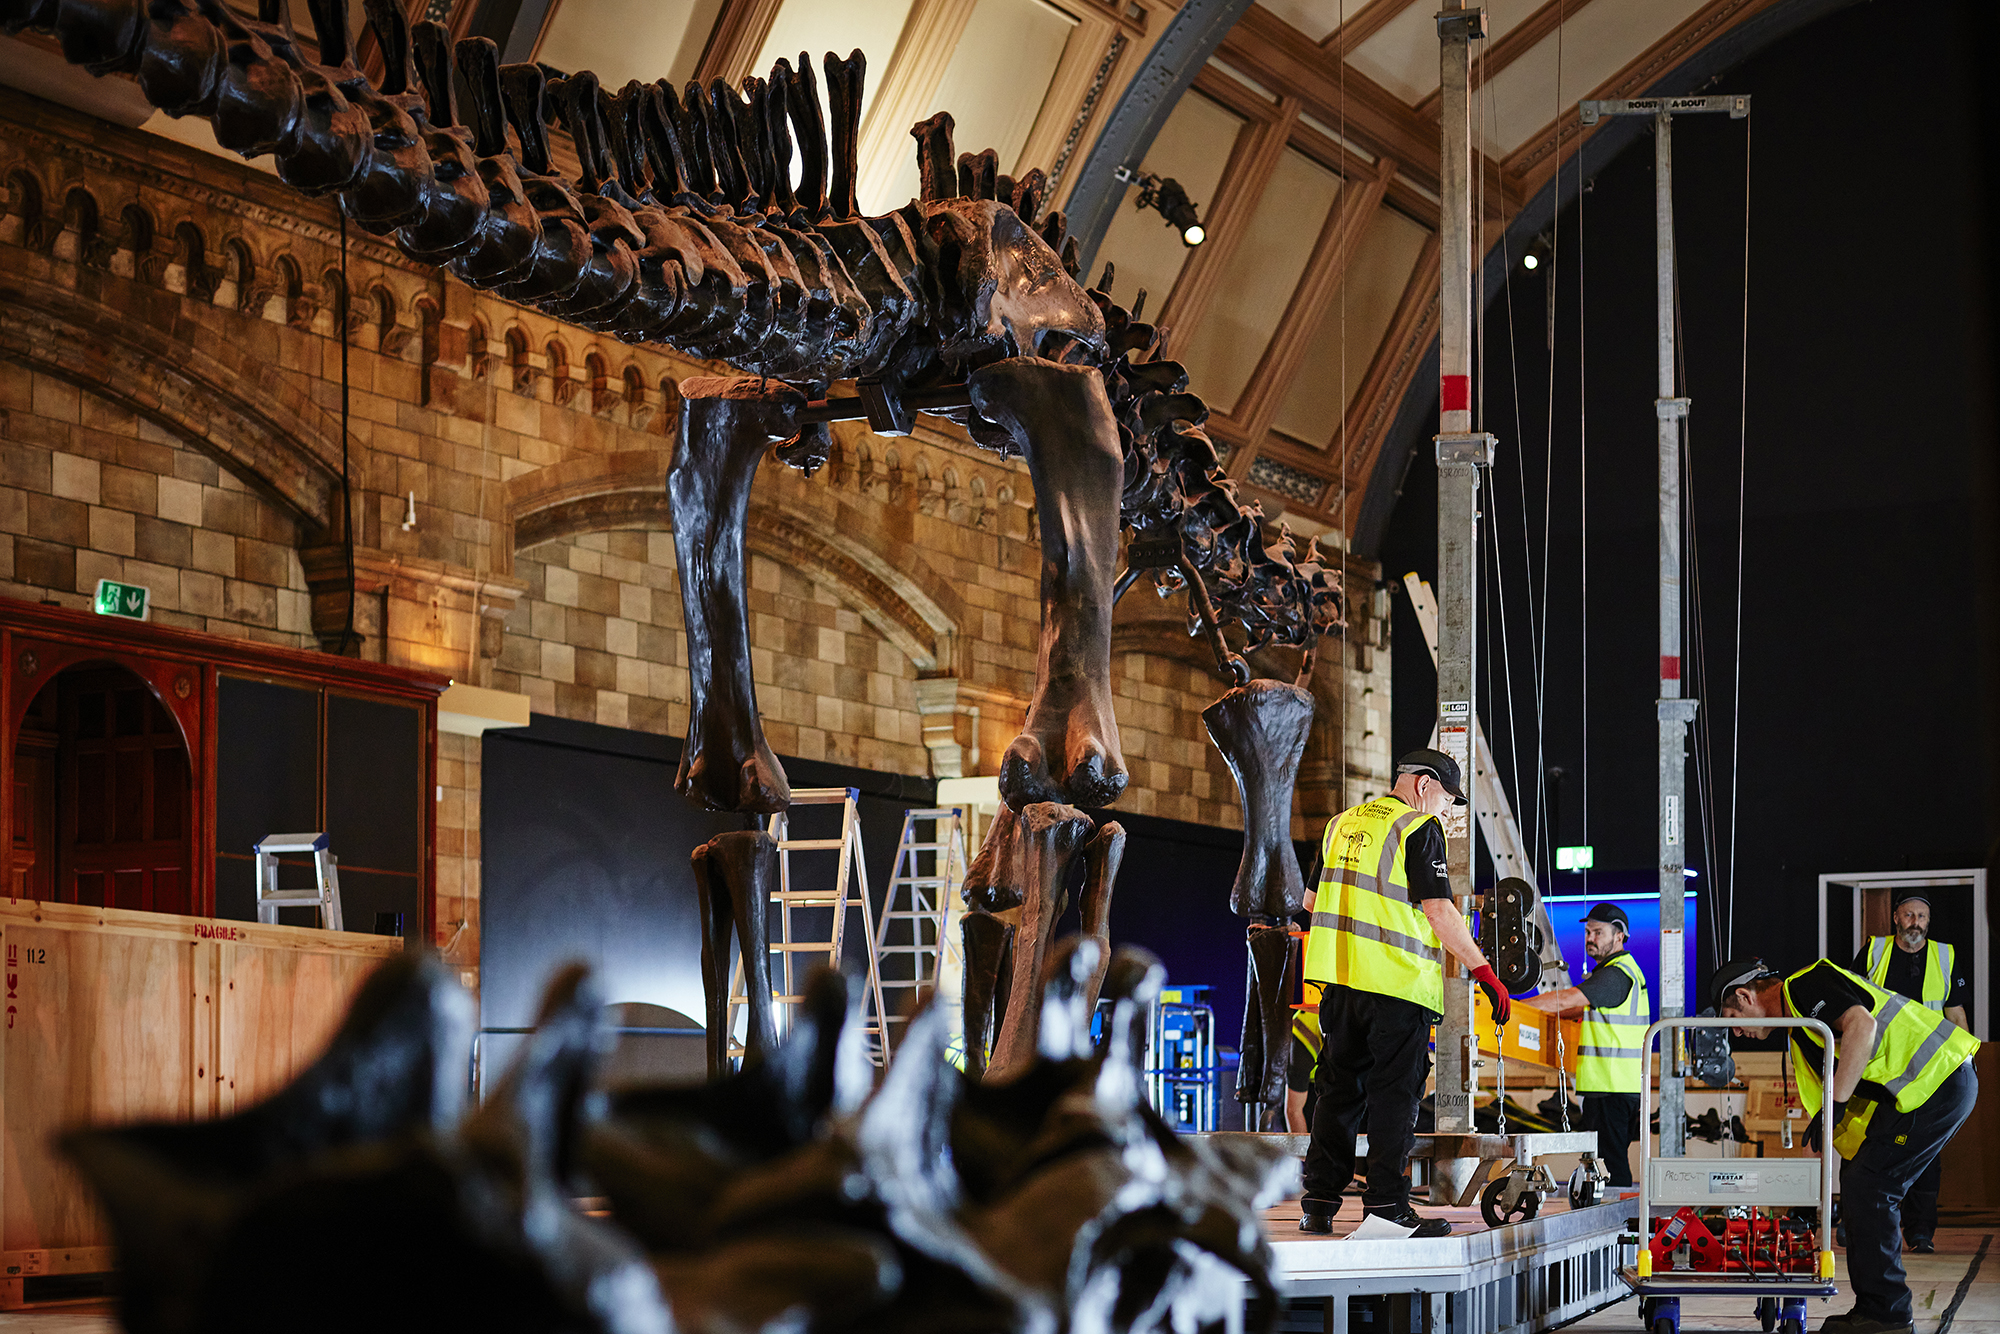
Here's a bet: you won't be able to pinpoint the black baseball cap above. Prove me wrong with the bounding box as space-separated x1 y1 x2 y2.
1581 902 1629 931
1894 891 1931 910
1396 747 1468 806
1707 957 1775 1012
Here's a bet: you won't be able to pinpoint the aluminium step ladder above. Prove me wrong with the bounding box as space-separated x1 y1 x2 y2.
873 806 968 1054
253 832 343 931
726 788 892 1068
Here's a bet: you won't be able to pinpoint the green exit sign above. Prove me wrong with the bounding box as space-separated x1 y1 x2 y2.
1555 845 1595 871
93 579 150 621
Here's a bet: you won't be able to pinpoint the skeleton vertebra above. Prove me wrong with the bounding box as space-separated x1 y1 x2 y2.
6 0 1347 1107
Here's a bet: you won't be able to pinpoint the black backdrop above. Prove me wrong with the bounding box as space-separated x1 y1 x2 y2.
1379 0 1999 994
480 713 1299 1105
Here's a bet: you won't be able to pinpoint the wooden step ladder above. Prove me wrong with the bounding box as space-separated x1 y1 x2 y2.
726 788 892 1067
872 806 968 1054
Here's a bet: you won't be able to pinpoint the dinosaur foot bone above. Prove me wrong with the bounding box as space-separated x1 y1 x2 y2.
668 376 803 814
967 357 1127 811
1203 679 1314 918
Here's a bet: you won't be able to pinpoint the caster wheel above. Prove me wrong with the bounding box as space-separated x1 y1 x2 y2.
1569 1165 1603 1209
1480 1176 1540 1228
1779 1320 1803 1334
1756 1296 1778 1331
1651 1320 1677 1334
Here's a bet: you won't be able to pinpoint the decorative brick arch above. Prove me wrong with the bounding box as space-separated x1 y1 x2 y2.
0 269 344 530
506 451 965 674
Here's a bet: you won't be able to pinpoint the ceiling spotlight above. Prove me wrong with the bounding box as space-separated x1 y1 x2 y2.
1522 252 1540 270
1118 167 1208 247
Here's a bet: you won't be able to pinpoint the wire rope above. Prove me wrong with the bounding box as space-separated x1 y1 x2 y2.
1575 91 1589 899
1536 4 1565 884
1725 114 1752 958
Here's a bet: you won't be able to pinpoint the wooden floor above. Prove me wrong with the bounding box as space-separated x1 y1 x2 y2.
3 1227 1993 1331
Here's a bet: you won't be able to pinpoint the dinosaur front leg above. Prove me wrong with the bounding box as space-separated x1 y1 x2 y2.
692 830 780 1074
967 358 1127 811
668 377 803 813
1203 680 1315 919
958 804 1021 1079
1205 680 1314 1126
1076 821 1124 1015
1236 923 1295 1125
985 802 1093 1081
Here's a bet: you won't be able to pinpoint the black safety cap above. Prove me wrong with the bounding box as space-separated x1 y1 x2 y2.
1707 957 1774 1012
1396 746 1467 806
1893 891 1932 910
1581 902 1629 931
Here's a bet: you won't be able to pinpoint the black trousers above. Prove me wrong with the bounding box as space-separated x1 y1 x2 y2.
1842 1060 1978 1321
1579 1092 1639 1187
1301 984 1435 1211
1903 1152 1943 1241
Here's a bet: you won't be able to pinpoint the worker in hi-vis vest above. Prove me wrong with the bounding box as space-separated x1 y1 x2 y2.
1297 747 1513 1239
1285 979 1324 1133
1713 957 1978 1334
1849 891 1969 1255
1520 901 1650 1187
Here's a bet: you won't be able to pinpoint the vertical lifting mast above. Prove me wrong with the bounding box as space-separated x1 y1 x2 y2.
1579 94 1747 1158
1431 0 1491 1144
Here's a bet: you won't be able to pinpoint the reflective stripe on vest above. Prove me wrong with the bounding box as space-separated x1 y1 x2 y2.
1292 981 1323 1055
1784 962 1979 1156
1302 797 1445 1013
1863 936 1955 1012
1575 952 1651 1094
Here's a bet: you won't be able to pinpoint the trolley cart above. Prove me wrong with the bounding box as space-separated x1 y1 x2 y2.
1623 1017 1840 1334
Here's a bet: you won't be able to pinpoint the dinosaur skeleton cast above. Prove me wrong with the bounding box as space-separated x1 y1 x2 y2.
3 0 1345 1119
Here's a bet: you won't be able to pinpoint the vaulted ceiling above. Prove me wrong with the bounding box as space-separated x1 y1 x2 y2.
1 0 1851 554
525 0 1848 554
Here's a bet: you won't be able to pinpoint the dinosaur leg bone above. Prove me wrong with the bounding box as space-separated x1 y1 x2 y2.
1076 820 1124 1015
691 830 781 1075
983 802 1093 1081
1202 680 1314 919
967 358 1127 811
668 376 803 813
1235 922 1296 1124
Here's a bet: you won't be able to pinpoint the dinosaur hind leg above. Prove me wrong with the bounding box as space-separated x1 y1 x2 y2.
967 357 1127 811
668 377 804 814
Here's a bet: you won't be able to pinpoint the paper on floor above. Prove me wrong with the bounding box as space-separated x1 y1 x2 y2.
1347 1212 1418 1240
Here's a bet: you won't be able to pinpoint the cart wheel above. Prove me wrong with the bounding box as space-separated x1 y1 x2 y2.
1778 1320 1803 1334
1755 1297 1778 1331
1651 1319 1677 1334
1480 1176 1541 1228
1569 1165 1603 1209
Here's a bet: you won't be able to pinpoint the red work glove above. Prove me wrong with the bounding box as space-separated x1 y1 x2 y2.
1472 964 1511 1025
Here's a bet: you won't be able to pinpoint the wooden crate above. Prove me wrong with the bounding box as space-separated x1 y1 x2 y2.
0 898 400 1303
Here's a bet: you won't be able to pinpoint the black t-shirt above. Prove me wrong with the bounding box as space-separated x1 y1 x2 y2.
1847 940 1967 1010
1577 951 1637 1009
1784 961 1878 1080
1403 818 1451 901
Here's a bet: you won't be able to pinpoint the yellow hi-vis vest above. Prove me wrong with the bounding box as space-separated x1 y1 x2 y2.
1292 980 1324 1058
1783 962 1979 1158
1863 936 1956 1013
1574 951 1650 1095
1302 796 1445 1013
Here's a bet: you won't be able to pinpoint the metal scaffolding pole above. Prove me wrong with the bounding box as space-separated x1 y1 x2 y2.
1579 93 1745 1157
1431 0 1490 1146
